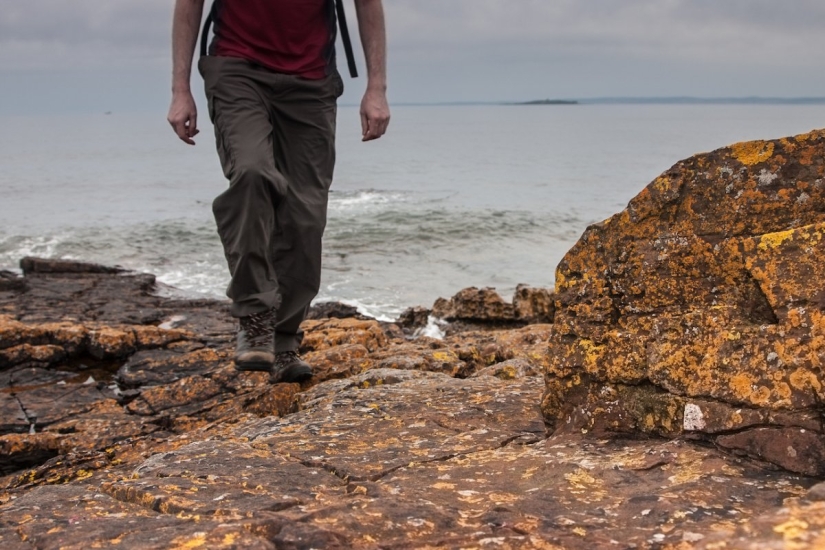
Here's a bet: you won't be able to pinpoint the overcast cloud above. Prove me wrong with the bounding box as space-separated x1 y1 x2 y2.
1 0 824 114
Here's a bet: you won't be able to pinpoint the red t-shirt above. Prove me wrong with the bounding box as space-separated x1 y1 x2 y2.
209 0 336 79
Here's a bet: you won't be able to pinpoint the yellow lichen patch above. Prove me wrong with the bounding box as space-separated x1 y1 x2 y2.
731 140 775 166
775 382 793 402
651 175 678 195
719 464 743 478
431 351 457 363
554 270 567 290
488 492 519 504
564 469 606 500
578 339 605 374
667 460 705 486
74 469 94 481
751 386 772 407
729 373 757 403
522 467 539 480
789 368 822 393
774 518 810 541
169 533 207 550
757 229 795 251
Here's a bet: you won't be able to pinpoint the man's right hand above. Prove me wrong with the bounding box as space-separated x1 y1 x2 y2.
168 91 200 145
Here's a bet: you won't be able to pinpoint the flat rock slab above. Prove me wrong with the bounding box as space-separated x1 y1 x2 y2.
2 371 820 549
0 484 274 550
240 369 546 482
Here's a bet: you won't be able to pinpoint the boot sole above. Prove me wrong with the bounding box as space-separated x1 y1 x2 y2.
235 361 274 373
273 363 313 383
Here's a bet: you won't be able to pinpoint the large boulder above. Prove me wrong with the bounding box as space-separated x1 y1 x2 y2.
542 130 825 477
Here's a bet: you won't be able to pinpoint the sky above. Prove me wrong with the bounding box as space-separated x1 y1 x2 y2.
1 0 824 114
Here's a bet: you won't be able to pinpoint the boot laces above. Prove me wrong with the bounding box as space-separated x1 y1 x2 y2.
274 350 299 365
239 309 275 347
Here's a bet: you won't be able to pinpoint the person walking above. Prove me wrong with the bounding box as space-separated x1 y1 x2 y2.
167 0 389 382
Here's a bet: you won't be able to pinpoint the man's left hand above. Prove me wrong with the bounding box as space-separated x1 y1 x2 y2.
360 88 390 141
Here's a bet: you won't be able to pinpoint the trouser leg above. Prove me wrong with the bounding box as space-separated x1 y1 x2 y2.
199 56 286 318
200 56 342 348
269 73 341 352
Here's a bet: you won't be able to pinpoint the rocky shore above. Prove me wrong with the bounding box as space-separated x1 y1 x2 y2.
2 131 825 548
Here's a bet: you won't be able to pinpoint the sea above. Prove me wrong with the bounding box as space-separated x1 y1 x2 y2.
1 104 823 320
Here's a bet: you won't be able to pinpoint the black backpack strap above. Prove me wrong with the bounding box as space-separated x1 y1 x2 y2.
199 1 217 58
335 0 358 78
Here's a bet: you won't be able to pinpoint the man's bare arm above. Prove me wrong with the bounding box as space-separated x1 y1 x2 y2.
168 0 205 145
353 0 390 141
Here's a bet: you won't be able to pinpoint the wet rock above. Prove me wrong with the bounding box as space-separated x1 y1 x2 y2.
0 271 25 293
542 130 825 477
116 348 226 388
396 305 430 331
1 366 75 389
306 301 365 320
19 257 124 275
13 384 114 428
0 393 29 434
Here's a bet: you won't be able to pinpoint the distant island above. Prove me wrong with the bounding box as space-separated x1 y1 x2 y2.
350 96 825 108
579 96 825 105
512 99 578 105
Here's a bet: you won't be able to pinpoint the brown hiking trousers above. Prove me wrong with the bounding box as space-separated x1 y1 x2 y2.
199 56 343 352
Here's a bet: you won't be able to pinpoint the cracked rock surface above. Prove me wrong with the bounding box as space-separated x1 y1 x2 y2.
0 259 821 548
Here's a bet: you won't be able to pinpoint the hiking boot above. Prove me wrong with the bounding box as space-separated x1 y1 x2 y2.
234 309 276 372
270 350 313 383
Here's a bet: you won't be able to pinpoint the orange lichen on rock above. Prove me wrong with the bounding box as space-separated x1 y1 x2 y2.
731 140 775 166
300 318 389 353
543 130 825 476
